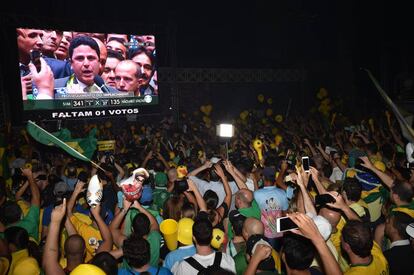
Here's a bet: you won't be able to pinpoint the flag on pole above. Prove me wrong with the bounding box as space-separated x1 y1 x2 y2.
26 121 97 162
365 69 414 143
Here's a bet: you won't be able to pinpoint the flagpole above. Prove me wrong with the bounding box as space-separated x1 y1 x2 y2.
91 161 107 173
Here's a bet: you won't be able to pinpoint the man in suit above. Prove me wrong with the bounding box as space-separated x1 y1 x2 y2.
17 28 71 100
128 47 156 96
54 35 118 99
384 211 414 275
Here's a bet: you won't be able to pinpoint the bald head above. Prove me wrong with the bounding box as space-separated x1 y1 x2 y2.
235 188 254 209
64 234 86 259
242 217 264 241
319 207 341 232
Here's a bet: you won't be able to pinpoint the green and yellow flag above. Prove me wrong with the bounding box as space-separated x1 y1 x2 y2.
26 121 97 161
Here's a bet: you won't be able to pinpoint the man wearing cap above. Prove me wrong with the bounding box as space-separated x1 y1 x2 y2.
253 166 289 250
164 218 196 271
225 210 246 257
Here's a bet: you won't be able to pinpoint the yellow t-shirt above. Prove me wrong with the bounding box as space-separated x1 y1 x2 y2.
70 215 102 262
344 242 389 275
8 249 40 275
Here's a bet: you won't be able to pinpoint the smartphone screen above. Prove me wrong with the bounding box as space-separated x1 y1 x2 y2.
315 194 336 206
30 49 42 72
277 217 299 232
302 156 310 172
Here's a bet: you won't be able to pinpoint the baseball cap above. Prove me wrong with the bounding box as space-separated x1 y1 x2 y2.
245 234 275 271
406 223 414 238
262 167 276 179
154 172 168 188
53 181 69 196
229 209 245 225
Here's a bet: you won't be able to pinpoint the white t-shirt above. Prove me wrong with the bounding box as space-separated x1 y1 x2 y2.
172 252 236 275
188 176 239 207
329 166 343 183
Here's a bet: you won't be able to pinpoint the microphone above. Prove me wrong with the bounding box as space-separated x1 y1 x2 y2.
94 75 111 93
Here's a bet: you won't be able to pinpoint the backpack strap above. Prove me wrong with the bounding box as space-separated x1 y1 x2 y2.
155 265 161 275
213 252 222 267
185 256 206 272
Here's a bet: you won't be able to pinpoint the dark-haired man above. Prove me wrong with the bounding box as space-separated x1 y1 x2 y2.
102 49 124 88
384 212 414 275
341 220 389 275
53 35 118 98
172 217 236 274
118 235 171 275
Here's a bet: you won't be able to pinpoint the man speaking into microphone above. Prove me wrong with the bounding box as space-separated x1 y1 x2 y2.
51 35 119 98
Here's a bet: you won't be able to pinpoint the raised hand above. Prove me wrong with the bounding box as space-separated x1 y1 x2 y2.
359 156 374 170
51 198 67 223
326 191 347 209
288 212 322 241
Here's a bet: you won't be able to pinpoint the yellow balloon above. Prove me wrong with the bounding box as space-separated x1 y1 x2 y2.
261 118 268 124
266 109 273 117
275 135 283 146
267 98 273 105
271 128 278 135
253 139 263 160
257 94 265 103
275 115 283 123
240 111 248 120
317 87 328 99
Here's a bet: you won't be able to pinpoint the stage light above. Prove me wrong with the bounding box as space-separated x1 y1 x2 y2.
216 124 234 138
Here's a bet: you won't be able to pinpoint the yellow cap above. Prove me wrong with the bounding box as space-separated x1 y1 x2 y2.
177 218 194 245
210 228 225 249
70 264 105 275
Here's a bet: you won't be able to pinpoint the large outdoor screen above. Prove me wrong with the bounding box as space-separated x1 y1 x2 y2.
16 28 158 119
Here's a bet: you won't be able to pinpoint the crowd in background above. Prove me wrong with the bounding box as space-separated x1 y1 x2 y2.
0 107 414 275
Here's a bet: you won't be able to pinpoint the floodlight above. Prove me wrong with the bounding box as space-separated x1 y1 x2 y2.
216 124 234 138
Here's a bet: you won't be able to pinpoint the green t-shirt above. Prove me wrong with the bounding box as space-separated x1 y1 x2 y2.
13 205 40 242
147 230 162 266
234 247 248 275
124 209 161 266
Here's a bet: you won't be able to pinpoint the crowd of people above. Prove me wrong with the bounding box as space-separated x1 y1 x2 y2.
17 28 158 99
0 108 414 275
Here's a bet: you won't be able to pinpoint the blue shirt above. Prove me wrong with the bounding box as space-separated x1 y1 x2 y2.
254 186 289 239
118 266 171 275
163 245 196 271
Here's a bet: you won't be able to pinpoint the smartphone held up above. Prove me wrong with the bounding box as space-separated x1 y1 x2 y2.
301 156 310 173
30 49 42 72
276 216 299 233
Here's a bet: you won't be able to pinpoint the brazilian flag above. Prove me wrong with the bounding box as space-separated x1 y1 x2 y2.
26 121 97 161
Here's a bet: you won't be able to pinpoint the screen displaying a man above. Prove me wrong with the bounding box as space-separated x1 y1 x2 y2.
53 36 118 98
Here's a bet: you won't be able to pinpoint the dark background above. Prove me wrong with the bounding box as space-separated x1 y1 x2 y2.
1 0 414 125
